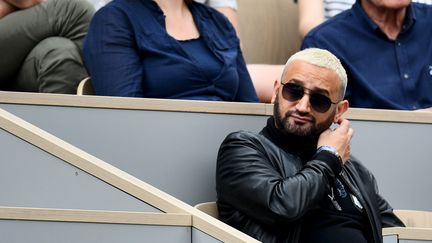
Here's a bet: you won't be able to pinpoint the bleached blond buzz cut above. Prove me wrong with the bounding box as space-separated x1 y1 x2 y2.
282 48 348 100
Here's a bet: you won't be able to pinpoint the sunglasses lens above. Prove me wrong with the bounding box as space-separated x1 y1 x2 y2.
282 83 333 113
282 83 304 101
310 94 332 113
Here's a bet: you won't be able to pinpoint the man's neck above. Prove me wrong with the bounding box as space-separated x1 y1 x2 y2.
266 117 319 154
361 0 407 40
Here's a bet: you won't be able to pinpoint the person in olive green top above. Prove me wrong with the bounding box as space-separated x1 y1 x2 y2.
0 0 94 93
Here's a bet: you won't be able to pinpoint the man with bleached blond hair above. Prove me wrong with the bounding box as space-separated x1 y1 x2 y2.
216 48 404 243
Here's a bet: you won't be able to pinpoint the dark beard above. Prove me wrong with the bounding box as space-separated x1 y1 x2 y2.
273 93 335 137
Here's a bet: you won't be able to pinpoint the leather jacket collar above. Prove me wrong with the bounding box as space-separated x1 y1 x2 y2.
261 117 318 162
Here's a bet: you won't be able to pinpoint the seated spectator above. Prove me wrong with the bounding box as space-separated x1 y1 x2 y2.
296 0 432 38
84 0 257 102
302 0 432 111
216 48 404 242
0 0 94 94
216 48 403 243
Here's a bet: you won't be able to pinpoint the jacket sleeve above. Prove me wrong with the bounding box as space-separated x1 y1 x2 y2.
211 8 257 102
216 131 341 226
83 5 144 97
234 47 259 102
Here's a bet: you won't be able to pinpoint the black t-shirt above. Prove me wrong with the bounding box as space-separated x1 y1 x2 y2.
299 177 372 243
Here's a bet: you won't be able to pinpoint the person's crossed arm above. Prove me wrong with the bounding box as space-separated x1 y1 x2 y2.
0 0 15 18
297 0 325 39
4 0 43 8
0 0 43 18
416 107 432 112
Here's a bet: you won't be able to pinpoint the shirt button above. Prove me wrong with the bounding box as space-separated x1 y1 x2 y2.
412 105 417 110
397 42 401 46
403 74 409 79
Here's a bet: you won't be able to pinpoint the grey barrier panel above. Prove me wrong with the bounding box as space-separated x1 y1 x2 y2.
192 228 223 243
0 220 191 243
0 128 158 212
383 235 398 243
1 104 431 210
0 104 266 206
350 120 432 211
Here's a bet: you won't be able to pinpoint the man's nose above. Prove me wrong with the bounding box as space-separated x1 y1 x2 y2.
295 94 312 113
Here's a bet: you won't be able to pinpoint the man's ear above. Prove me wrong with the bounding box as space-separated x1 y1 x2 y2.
334 100 349 122
271 80 280 104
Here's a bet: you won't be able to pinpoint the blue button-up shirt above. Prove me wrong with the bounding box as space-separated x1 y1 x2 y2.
302 1 432 110
83 0 258 102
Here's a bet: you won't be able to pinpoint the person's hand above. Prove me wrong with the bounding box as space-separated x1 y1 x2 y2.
4 0 43 9
0 0 16 19
415 107 432 112
317 118 354 164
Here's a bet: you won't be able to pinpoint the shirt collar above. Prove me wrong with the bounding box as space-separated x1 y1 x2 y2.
403 4 416 32
188 3 215 43
352 0 417 34
148 0 166 25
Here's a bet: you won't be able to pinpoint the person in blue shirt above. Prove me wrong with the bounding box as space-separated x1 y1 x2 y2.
83 0 258 102
294 0 432 39
302 0 432 111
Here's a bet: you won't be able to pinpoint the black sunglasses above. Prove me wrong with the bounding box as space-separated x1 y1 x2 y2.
281 82 339 113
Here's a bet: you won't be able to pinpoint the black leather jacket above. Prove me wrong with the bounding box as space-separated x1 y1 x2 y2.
216 118 404 243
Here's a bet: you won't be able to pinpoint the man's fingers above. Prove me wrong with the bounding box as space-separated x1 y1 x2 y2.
335 119 350 133
321 128 333 135
348 127 354 139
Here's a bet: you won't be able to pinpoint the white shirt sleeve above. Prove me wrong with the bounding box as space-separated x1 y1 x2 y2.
88 0 111 10
195 0 238 10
